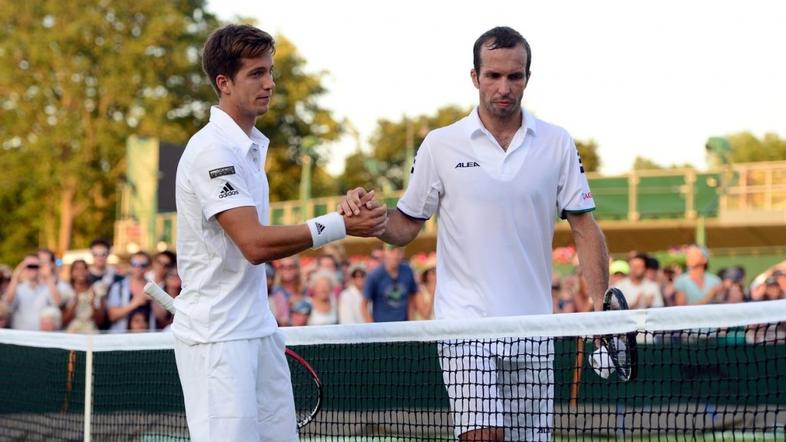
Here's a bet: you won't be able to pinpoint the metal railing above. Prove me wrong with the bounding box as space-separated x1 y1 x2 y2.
114 161 786 254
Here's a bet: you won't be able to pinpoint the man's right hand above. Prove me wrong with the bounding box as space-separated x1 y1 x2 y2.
343 199 388 237
338 187 377 216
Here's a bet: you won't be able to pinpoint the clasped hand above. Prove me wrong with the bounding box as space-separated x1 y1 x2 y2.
337 187 387 237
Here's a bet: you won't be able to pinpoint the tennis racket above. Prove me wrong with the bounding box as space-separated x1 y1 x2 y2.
143 281 322 428
597 287 638 382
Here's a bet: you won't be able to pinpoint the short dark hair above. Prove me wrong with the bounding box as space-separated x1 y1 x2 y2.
202 24 276 96
90 238 111 250
131 251 151 265
155 250 177 266
629 253 649 265
473 26 531 77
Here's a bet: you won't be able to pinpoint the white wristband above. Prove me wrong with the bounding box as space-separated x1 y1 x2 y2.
306 212 346 249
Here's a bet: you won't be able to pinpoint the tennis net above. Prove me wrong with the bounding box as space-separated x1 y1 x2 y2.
1 300 785 441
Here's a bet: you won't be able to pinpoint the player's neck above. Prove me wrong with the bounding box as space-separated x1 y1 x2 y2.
218 101 257 136
477 107 522 150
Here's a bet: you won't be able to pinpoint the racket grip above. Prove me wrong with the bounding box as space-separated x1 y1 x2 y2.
589 346 613 379
144 281 175 314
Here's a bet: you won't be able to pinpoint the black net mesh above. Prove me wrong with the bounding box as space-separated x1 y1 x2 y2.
0 344 85 441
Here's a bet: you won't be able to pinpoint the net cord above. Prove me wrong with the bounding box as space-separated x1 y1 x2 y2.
0 299 784 351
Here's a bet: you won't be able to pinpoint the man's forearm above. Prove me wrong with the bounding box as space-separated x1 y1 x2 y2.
570 215 609 311
378 208 423 246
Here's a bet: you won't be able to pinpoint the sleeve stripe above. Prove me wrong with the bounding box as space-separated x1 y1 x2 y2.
396 206 430 222
560 207 596 220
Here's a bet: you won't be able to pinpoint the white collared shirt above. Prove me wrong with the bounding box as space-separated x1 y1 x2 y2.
398 107 596 320
172 106 276 344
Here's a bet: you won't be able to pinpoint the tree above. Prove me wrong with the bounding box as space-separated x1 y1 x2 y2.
0 4 343 264
338 150 373 194
255 35 343 202
0 0 220 263
365 105 470 191
633 156 664 170
575 139 600 173
727 132 786 163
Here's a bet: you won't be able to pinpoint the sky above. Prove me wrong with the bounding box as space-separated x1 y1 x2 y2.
206 0 786 175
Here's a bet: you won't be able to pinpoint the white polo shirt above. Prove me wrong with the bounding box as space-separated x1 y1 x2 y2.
398 108 595 320
172 106 277 344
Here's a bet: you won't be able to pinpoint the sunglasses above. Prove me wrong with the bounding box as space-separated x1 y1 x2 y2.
26 264 40 270
130 261 149 268
280 264 298 269
92 251 109 257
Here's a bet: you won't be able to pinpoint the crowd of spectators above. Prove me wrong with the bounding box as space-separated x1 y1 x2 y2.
0 239 784 334
552 244 786 314
0 239 180 333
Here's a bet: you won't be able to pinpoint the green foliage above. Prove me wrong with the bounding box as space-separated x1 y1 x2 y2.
0 0 220 264
364 105 470 191
575 139 600 173
727 132 786 163
338 150 373 194
633 156 664 170
258 35 343 201
0 3 342 264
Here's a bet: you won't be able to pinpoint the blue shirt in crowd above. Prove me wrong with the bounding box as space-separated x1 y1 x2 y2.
364 263 418 322
674 272 722 304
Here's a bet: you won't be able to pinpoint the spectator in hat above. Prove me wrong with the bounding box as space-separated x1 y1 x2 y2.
338 264 368 324
290 298 311 326
674 245 721 305
609 260 629 287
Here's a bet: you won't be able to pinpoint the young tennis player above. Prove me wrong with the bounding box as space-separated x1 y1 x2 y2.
173 24 386 442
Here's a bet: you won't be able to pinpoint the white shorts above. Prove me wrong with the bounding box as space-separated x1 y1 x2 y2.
438 338 554 441
174 331 298 442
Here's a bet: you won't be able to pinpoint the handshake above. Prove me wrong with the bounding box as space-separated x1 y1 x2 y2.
337 187 388 238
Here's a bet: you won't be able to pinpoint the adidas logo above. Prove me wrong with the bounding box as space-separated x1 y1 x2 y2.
315 222 325 235
218 182 239 199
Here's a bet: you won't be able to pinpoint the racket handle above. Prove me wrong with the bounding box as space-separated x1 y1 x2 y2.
144 281 175 314
589 346 613 379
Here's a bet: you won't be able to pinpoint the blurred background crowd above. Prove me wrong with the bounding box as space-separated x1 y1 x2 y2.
0 238 784 333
